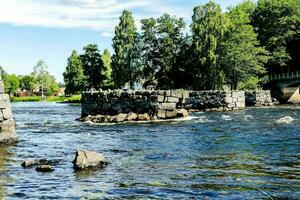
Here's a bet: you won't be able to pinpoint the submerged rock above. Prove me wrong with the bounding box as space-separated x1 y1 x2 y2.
36 165 54 172
21 159 58 168
275 116 295 124
73 149 107 170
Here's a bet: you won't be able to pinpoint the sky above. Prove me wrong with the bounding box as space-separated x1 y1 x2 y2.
0 0 247 83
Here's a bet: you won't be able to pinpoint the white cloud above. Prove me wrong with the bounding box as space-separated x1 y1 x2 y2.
101 32 113 38
0 0 191 34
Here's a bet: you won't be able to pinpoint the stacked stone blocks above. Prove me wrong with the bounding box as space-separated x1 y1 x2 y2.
245 90 273 106
0 80 17 144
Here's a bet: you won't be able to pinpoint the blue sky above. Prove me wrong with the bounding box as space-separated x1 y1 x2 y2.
0 0 247 82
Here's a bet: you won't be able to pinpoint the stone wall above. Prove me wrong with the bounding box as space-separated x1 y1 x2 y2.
81 90 189 123
81 90 245 123
0 80 17 144
185 91 245 111
245 90 273 106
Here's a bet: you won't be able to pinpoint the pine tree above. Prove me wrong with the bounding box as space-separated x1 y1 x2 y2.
63 50 86 95
111 10 137 88
81 44 107 90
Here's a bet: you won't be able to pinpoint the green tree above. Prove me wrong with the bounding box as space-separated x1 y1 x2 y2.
81 44 107 90
19 75 36 93
32 60 59 96
221 3 268 89
191 1 230 90
44 75 59 96
140 17 158 88
63 50 86 95
112 10 138 88
141 14 187 89
3 74 19 96
32 60 48 97
101 49 113 88
252 0 300 74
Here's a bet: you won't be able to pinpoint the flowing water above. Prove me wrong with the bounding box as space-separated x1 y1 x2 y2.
0 102 300 199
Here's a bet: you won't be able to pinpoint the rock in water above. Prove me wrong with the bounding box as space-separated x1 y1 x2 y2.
36 165 54 172
176 109 189 118
275 116 295 124
21 159 50 168
73 149 107 170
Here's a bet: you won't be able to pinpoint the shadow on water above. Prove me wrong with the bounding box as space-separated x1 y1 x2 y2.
0 145 15 199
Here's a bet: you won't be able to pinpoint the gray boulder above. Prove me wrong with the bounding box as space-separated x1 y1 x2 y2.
73 149 107 170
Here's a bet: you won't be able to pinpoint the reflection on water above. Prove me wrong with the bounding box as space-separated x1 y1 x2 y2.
0 102 299 199
0 146 14 199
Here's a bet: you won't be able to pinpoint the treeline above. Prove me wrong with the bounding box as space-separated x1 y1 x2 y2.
0 60 60 96
63 0 299 94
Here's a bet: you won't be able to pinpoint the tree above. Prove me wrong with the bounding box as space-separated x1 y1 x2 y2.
101 49 113 88
32 60 59 96
32 60 48 97
112 10 138 88
140 14 187 89
221 3 268 89
81 44 107 90
19 75 36 93
44 75 59 96
0 66 6 80
252 0 300 74
63 50 86 95
191 1 230 90
3 74 19 96
140 17 158 88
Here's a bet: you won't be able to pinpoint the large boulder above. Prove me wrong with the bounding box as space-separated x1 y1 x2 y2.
73 149 107 170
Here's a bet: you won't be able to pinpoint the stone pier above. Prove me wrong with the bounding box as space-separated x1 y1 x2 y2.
0 80 17 144
80 90 246 123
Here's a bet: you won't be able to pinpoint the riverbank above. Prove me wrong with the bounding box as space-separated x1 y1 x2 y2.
10 95 81 103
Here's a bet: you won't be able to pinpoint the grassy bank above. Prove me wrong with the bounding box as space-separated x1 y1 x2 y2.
11 95 82 103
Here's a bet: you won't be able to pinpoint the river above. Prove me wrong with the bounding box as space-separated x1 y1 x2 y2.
0 102 299 199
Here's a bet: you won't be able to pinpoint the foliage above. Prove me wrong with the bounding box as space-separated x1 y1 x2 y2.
238 76 260 90
81 44 107 90
141 14 187 89
252 0 300 73
32 60 59 96
63 50 86 95
3 74 19 95
11 95 81 103
221 2 269 89
111 10 138 88
101 49 113 88
11 96 42 102
191 1 230 90
19 75 36 92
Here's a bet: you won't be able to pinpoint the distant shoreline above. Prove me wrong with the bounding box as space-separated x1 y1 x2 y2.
10 95 81 103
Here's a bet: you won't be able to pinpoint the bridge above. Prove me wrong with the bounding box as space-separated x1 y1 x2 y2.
269 71 300 103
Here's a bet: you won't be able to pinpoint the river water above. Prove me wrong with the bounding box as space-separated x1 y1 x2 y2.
0 102 299 199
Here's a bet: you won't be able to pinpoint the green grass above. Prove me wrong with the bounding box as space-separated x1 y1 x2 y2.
11 95 82 103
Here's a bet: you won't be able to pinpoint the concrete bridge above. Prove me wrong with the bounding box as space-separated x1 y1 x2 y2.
270 71 300 103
